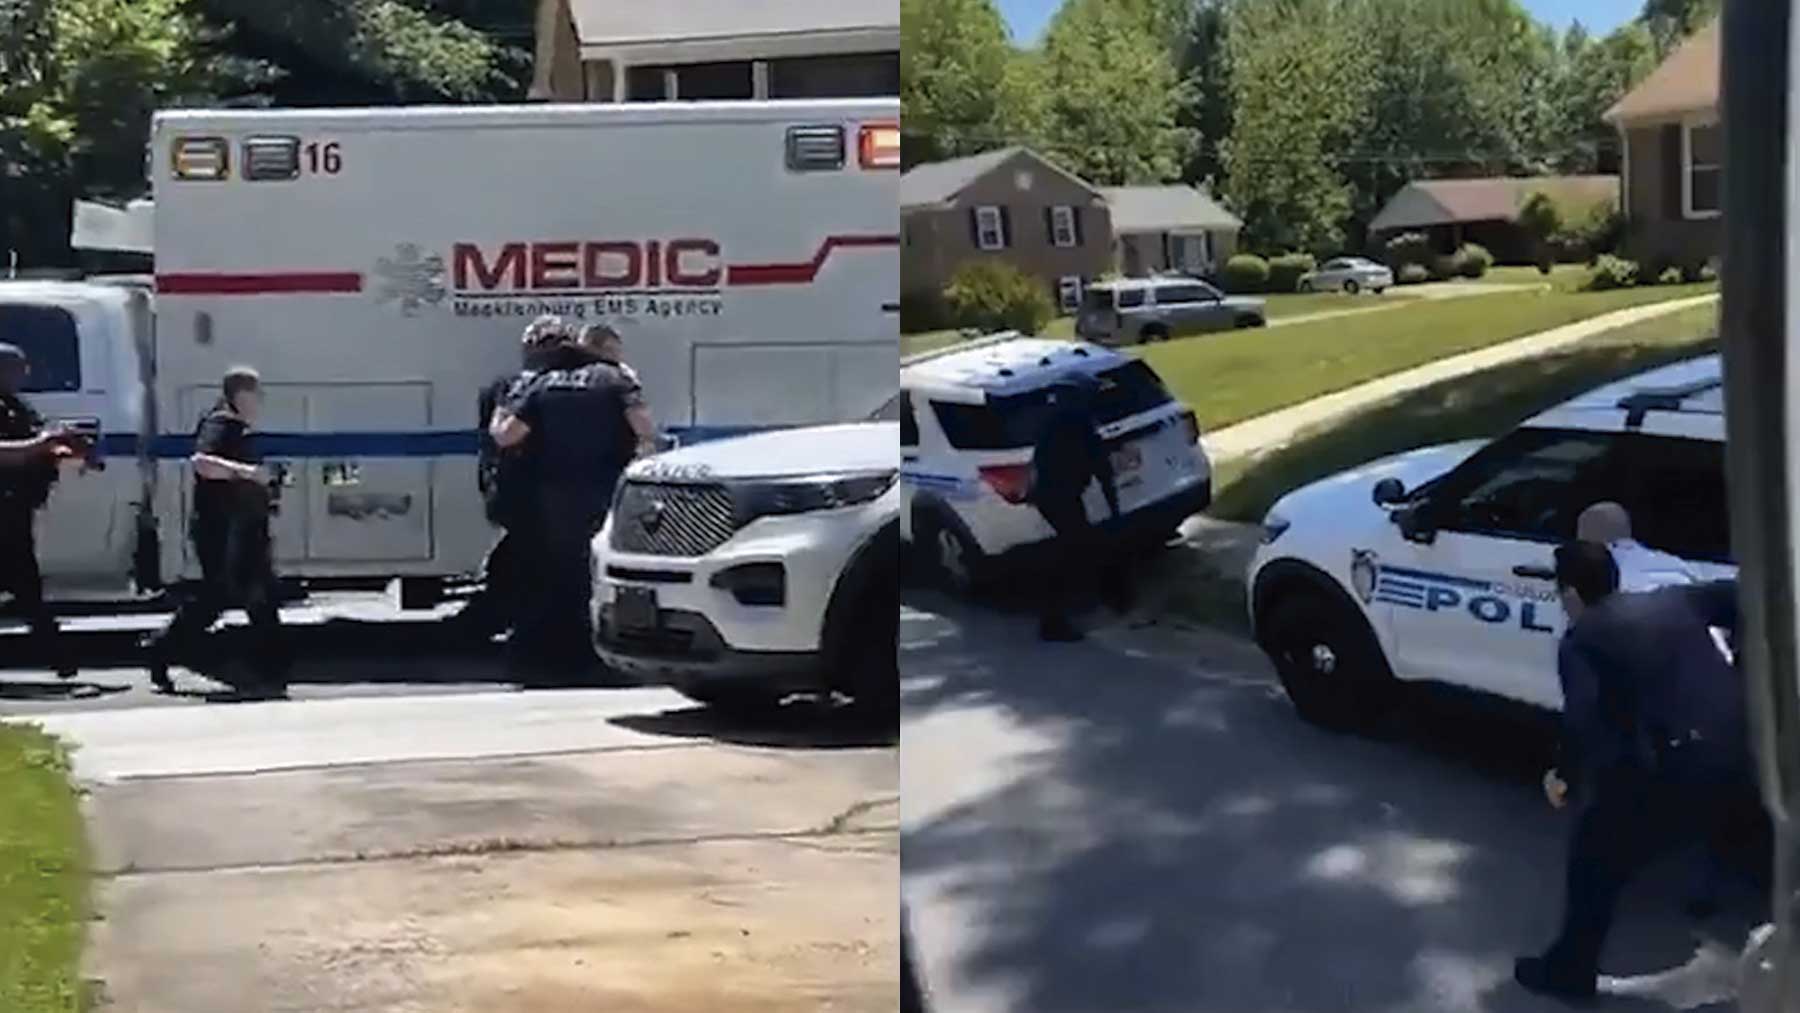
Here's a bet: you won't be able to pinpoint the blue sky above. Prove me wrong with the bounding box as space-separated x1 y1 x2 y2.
996 0 1641 46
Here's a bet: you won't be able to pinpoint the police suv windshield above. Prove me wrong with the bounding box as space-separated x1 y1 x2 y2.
930 360 1173 450
0 304 81 392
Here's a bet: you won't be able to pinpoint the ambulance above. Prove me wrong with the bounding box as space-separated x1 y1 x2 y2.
3 99 899 602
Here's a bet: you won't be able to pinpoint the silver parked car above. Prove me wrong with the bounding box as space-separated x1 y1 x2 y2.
1296 256 1394 294
1074 276 1267 346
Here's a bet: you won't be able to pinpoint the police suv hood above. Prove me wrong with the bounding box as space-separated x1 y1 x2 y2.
1266 439 1487 523
628 422 899 482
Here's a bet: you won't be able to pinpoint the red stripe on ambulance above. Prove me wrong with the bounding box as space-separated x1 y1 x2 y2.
726 234 900 287
155 272 364 295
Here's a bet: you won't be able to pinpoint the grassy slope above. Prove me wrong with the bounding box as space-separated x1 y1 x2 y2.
1208 302 1722 523
1143 282 1716 431
0 725 87 1013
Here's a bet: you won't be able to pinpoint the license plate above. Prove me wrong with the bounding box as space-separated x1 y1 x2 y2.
615 586 659 630
1112 445 1143 474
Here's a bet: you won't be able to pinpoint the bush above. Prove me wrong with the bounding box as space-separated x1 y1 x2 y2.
942 260 1055 335
1384 232 1433 270
1657 265 1686 286
1455 243 1492 279
1585 254 1640 291
1221 254 1271 294
1397 263 1429 285
1267 252 1316 293
899 291 951 334
1699 261 1719 283
1430 254 1459 281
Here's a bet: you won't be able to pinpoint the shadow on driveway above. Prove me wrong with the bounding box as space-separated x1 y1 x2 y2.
900 591 1759 1012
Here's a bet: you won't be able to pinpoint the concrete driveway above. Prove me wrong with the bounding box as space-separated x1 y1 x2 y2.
901 591 1759 1013
7 638 897 1013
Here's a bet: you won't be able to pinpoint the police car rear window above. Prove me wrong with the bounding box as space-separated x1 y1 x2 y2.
930 361 1173 450
0 304 81 392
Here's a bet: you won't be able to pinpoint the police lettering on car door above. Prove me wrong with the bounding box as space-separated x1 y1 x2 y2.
1354 549 1559 634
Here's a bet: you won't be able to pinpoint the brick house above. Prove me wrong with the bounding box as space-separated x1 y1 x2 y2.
1603 20 1721 268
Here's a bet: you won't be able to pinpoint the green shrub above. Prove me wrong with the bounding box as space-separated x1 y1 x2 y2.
899 291 951 334
942 260 1055 335
1455 243 1492 279
1267 252 1316 293
1384 232 1433 270
1585 254 1640 291
1397 263 1429 285
1430 254 1459 281
1222 254 1271 294
1657 265 1686 286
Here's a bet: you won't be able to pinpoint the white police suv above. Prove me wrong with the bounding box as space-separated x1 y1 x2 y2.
590 421 898 714
1248 355 1731 729
900 335 1212 590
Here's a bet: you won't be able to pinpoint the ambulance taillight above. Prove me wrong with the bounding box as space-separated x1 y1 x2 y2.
171 137 229 180
858 123 900 170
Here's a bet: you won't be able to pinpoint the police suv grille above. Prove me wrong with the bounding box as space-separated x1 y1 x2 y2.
611 481 741 557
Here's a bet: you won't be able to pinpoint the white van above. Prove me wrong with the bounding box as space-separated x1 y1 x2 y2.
11 99 900 601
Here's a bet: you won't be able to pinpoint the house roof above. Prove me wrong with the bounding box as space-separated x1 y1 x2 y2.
1099 186 1240 232
1605 20 1720 124
1368 175 1619 233
900 147 1101 209
567 0 897 48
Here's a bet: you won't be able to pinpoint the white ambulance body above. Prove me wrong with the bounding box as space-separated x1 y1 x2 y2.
17 99 899 599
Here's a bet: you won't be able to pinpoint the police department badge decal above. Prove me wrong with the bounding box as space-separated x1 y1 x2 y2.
1350 550 1378 604
375 243 447 316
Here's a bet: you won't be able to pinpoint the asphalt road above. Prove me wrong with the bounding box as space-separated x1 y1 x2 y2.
900 590 1763 1013
2 598 899 1012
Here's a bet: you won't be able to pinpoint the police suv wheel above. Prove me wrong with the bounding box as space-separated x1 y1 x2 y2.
1262 590 1394 732
918 515 984 595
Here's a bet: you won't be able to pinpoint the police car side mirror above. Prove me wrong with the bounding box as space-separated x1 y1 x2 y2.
1371 477 1406 506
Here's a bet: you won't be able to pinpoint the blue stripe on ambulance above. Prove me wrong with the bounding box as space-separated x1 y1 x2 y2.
95 423 771 460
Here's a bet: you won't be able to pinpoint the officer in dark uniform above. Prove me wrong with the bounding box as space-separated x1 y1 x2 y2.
1515 541 1748 1002
0 343 78 679
455 316 586 642
145 367 287 697
1026 373 1121 643
490 332 648 670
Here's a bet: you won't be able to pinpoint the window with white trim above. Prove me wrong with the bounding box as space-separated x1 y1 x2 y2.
1056 276 1083 313
1050 205 1077 247
975 206 1006 250
1683 119 1721 219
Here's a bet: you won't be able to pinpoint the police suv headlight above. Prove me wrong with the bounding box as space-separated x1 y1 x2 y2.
1261 512 1292 544
735 470 897 520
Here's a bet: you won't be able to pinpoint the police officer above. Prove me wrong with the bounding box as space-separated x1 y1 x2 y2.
1515 542 1748 1002
489 327 649 671
1026 373 1121 642
576 323 658 459
0 343 78 679
146 367 287 697
1575 501 1697 592
455 316 586 642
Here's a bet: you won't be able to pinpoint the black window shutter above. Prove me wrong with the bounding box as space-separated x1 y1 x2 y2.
1073 207 1084 245
1662 124 1684 220
999 207 1012 248
969 208 982 248
1044 207 1055 244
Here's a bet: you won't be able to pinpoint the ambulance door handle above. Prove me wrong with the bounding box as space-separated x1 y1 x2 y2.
1513 564 1554 581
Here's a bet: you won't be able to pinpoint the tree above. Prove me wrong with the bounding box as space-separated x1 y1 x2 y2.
1179 0 1232 188
1220 0 1369 253
1036 0 1194 185
900 0 1023 166
1641 0 1721 56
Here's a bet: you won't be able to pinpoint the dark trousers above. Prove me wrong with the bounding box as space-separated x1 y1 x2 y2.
150 515 285 681
514 478 616 670
1035 496 1124 622
0 506 66 663
456 527 527 639
1546 750 1749 976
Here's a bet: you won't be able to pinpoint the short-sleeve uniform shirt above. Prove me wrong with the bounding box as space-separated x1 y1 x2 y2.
516 361 645 485
193 408 263 520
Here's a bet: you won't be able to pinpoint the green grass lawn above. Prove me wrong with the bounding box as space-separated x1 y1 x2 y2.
0 725 87 1013
1207 302 1722 524
1143 281 1716 432
1475 263 1590 290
